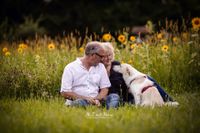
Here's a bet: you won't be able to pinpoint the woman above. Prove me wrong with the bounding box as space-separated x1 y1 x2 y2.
101 42 174 109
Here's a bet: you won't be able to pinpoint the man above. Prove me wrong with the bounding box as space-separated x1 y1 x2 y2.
60 41 111 107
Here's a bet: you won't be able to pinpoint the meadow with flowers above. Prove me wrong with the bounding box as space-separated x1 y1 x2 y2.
0 18 200 132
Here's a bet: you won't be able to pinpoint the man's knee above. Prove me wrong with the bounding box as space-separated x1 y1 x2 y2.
71 99 89 107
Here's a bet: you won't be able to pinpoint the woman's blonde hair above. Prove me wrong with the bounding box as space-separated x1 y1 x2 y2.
101 42 115 61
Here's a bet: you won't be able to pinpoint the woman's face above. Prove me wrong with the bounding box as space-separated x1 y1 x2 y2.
101 51 113 66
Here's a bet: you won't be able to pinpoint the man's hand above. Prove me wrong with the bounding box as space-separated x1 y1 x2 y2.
85 97 96 105
85 97 101 106
95 99 101 107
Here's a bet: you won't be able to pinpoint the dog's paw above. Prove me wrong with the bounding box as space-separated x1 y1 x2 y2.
165 101 179 107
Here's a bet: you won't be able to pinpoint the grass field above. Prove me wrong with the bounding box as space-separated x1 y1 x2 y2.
0 92 200 133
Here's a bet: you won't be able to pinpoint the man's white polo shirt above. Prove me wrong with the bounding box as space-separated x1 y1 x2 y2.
60 58 111 98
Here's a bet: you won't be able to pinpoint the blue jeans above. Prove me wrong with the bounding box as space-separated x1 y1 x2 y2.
147 76 173 102
106 93 120 110
71 95 120 109
71 99 90 107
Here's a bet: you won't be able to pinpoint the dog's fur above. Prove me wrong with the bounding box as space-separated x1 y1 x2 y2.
113 63 165 107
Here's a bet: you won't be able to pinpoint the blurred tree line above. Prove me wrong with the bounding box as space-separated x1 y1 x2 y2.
0 0 200 41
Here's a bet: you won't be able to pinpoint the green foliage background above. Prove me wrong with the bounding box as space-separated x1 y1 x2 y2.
1 0 200 40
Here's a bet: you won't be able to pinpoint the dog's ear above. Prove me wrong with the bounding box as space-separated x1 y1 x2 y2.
126 67 131 76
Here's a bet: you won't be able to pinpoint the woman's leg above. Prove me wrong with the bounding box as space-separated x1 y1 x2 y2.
106 93 120 110
128 93 135 104
147 76 174 102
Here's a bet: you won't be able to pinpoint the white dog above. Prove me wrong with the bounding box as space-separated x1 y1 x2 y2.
113 63 178 107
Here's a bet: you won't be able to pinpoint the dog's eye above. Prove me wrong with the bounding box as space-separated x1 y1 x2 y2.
126 68 131 76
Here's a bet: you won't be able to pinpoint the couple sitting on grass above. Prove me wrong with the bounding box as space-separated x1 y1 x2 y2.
60 41 175 109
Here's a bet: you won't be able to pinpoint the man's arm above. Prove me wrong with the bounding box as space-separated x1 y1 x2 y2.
95 88 109 101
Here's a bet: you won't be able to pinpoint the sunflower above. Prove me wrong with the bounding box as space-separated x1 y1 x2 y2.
2 47 8 53
5 51 11 56
18 48 23 54
162 45 169 52
48 43 55 50
19 43 28 49
192 17 200 30
118 34 126 43
19 43 24 48
130 35 136 42
102 33 112 42
22 44 28 49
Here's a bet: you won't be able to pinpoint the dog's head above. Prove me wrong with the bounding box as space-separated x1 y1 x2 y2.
113 63 134 77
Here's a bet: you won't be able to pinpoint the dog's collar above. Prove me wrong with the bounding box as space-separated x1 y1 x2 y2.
129 75 147 86
141 85 154 93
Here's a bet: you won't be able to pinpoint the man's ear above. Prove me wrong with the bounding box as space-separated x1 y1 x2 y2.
126 68 131 76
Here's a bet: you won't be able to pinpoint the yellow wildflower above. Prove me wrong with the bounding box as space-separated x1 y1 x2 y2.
121 61 125 64
60 44 66 49
79 47 84 53
102 33 112 42
192 17 200 30
157 33 163 39
161 39 167 43
2 47 8 53
122 42 127 45
137 43 143 47
128 59 133 64
48 43 55 50
173 37 179 43
162 45 169 52
130 36 136 42
118 34 126 43
35 54 40 59
35 54 40 63
5 51 11 56
182 32 188 41
130 43 136 49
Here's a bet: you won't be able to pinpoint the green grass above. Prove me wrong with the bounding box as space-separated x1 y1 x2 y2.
0 92 200 133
